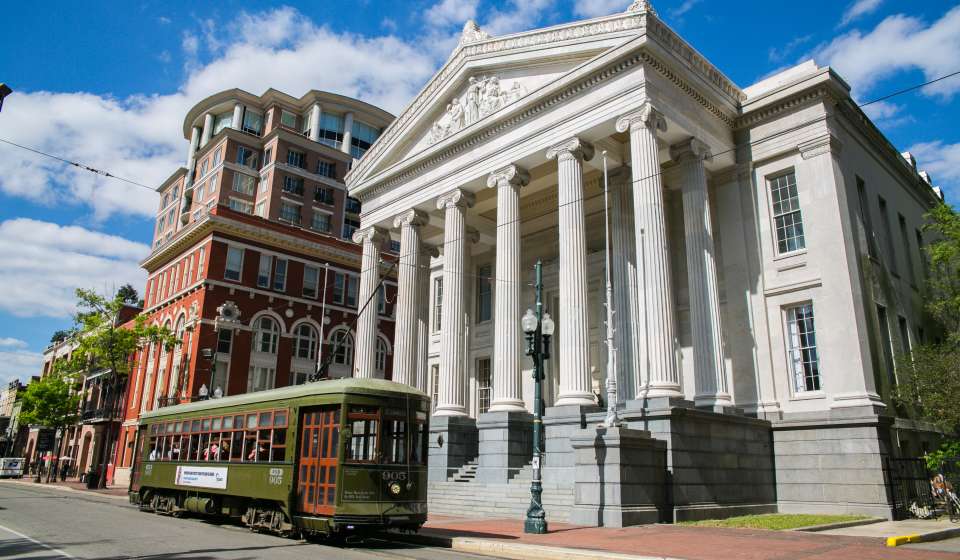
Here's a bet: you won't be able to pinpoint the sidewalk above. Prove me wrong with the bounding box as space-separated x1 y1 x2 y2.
2 477 127 498
818 519 960 546
406 516 960 560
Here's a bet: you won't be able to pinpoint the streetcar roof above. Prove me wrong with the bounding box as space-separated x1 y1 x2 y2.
139 378 428 420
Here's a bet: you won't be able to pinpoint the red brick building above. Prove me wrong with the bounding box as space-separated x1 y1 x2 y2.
112 89 396 486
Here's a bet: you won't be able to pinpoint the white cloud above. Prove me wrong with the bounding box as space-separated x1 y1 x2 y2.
573 0 627 18
907 140 960 201
0 338 28 350
810 6 960 99
840 0 882 27
0 349 43 386
0 218 150 318
484 0 558 36
670 0 701 18
0 7 440 222
426 0 479 28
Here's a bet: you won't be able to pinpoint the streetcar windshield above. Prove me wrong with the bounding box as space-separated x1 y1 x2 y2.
344 404 428 465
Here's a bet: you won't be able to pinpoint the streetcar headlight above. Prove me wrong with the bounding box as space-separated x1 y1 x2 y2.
389 482 402 495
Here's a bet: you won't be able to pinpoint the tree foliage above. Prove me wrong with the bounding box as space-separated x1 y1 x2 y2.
895 203 960 433
49 330 73 344
116 283 142 307
18 373 81 431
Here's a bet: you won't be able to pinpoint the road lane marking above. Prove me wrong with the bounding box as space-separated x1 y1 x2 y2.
0 523 77 559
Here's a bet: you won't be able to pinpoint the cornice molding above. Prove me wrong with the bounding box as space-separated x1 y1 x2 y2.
798 134 842 160
735 87 834 129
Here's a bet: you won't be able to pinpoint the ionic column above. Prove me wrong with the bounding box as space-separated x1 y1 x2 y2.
180 126 202 223
435 189 478 416
546 138 596 407
670 137 732 408
352 227 386 379
309 103 322 143
616 104 682 398
392 209 428 387
200 113 214 146
486 165 530 412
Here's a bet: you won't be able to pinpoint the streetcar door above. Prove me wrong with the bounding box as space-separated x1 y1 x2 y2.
296 407 340 516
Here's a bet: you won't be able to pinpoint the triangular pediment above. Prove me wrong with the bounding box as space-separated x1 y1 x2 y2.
348 11 649 191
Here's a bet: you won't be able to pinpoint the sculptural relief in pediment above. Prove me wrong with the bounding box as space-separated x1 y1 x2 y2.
428 75 527 145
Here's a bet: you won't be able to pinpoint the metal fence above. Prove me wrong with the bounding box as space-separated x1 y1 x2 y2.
886 457 936 520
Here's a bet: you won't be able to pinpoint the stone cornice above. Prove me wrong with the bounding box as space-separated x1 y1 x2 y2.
141 212 361 272
798 134 842 160
735 86 836 129
639 51 736 127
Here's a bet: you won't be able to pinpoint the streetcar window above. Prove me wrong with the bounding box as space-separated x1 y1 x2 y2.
411 413 427 466
259 412 273 428
191 419 201 432
202 418 211 431
246 414 257 430
383 419 407 464
244 430 257 461
274 411 287 427
347 415 379 463
271 429 286 462
234 415 244 430
230 432 243 461
212 417 222 431
166 422 175 433
174 421 182 432
223 416 233 430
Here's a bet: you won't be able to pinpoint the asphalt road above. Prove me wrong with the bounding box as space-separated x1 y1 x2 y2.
0 481 491 560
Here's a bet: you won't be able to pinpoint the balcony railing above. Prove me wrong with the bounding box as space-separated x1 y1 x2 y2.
81 405 122 423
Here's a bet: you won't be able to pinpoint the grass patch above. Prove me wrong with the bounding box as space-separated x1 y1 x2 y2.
679 513 871 530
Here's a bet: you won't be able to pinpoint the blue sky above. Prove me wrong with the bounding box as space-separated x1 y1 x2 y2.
0 0 958 383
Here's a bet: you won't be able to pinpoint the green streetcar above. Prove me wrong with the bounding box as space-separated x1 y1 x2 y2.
129 378 430 537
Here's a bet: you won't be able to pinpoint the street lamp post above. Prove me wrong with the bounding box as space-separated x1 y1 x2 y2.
522 259 554 534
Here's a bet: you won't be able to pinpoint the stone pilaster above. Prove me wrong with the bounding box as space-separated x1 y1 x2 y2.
308 103 322 143
231 103 244 131
486 164 530 412
435 189 477 416
616 104 682 399
392 209 428 387
352 226 386 379
546 137 596 407
200 113 214 146
180 126 202 223
670 137 731 408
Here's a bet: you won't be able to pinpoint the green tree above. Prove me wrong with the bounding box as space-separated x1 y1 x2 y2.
61 288 179 488
49 330 73 344
18 369 81 482
895 202 960 435
115 284 141 307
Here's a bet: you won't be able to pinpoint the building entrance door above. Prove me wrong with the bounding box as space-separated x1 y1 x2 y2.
296 406 340 516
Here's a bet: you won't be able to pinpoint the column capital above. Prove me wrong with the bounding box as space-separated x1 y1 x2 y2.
352 226 387 245
546 137 595 162
670 137 713 163
616 102 667 134
392 209 429 229
436 188 476 211
486 164 530 189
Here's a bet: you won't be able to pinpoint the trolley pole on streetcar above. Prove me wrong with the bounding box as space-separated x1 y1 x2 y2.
522 260 554 534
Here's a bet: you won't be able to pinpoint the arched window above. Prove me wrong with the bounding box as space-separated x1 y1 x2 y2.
294 324 318 360
376 338 388 374
174 316 185 341
331 330 353 366
254 316 279 354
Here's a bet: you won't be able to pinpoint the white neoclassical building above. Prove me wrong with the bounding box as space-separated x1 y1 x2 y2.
346 2 944 523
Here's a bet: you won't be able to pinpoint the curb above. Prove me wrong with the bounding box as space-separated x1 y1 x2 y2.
389 532 684 560
0 478 128 501
793 518 885 532
886 526 960 547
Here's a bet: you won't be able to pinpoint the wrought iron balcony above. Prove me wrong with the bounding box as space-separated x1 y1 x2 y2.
81 405 122 423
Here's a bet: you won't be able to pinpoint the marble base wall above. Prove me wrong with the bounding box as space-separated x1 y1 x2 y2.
622 397 777 522
428 416 479 482
569 425 668 527
542 404 602 485
772 406 899 519
476 411 533 483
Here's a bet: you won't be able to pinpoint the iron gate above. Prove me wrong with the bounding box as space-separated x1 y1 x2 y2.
886 457 934 520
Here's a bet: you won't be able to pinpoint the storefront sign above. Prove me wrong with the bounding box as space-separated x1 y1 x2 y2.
174 466 228 489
